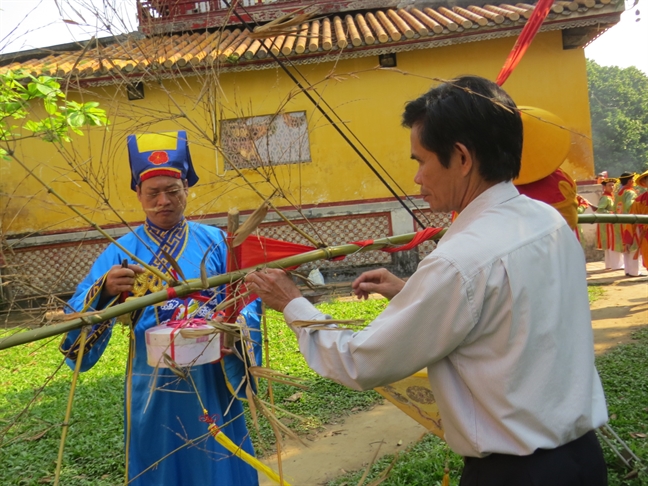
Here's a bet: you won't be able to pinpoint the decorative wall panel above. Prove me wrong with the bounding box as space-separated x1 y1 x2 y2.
221 111 311 170
3 212 392 298
257 213 392 272
5 241 109 298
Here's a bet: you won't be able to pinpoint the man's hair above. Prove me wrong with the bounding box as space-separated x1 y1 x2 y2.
619 172 634 187
402 76 522 183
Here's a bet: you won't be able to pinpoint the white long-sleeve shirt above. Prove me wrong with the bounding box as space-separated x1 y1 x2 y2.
284 181 608 458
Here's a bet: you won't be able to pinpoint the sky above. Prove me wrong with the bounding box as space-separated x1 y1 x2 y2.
0 0 646 74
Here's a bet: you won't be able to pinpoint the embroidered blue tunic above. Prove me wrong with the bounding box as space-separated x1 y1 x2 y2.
61 219 261 486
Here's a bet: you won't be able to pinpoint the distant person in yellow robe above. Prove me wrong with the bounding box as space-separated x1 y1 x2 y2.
596 178 622 269
615 172 642 276
629 170 648 272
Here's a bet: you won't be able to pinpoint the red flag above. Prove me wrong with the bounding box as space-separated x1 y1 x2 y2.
496 0 554 86
222 230 443 321
222 235 317 322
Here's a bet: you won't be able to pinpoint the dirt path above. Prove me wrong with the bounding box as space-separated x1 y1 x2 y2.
587 262 648 353
259 262 648 486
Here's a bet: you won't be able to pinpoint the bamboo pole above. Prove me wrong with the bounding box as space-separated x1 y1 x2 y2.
578 214 648 224
3 213 648 351
53 326 89 486
0 231 445 350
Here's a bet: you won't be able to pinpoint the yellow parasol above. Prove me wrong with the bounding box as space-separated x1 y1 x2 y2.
514 106 571 185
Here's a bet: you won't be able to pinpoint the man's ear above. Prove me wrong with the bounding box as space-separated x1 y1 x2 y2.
454 142 474 176
135 184 142 202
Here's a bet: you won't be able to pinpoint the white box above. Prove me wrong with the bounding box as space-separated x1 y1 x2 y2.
145 319 222 368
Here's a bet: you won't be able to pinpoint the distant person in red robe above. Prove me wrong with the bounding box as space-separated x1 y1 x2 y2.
515 168 580 232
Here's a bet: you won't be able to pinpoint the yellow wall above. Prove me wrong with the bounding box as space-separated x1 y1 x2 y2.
1 30 594 235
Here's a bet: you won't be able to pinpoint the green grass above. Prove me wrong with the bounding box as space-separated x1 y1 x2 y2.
327 433 464 486
597 328 648 486
2 287 648 485
0 299 388 484
588 284 606 303
0 328 128 485
327 326 648 486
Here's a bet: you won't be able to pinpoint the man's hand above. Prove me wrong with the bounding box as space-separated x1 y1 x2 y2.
245 268 302 312
352 268 405 301
103 264 145 298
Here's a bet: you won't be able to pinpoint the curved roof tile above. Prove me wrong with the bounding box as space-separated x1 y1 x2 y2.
0 0 623 82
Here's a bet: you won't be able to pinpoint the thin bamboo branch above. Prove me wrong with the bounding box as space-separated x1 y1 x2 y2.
216 147 325 247
262 304 283 483
53 326 90 486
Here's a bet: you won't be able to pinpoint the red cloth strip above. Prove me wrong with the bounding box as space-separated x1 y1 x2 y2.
237 234 316 269
350 227 443 252
222 229 443 320
495 0 553 86
222 234 312 322
381 227 443 253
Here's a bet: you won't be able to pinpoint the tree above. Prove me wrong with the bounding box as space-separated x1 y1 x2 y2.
0 69 108 159
587 59 648 177
0 70 108 308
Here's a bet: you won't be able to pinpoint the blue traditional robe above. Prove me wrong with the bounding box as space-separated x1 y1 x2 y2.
61 219 261 486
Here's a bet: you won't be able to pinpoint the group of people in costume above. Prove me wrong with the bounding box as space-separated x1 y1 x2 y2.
596 170 648 276
60 77 618 486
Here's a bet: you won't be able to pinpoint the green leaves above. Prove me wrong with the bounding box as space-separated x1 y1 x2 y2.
0 69 109 149
587 60 648 176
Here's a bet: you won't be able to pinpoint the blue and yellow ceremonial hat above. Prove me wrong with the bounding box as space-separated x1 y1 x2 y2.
127 131 199 190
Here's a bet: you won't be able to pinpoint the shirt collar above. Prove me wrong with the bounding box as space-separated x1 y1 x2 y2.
442 181 519 239
145 217 187 243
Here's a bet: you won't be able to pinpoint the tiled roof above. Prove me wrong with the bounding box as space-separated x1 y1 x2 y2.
1 0 622 82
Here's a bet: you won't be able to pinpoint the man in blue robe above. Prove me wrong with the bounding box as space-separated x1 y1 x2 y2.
60 131 261 485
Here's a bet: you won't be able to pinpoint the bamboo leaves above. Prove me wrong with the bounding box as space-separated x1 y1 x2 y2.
158 247 186 283
232 200 270 247
291 319 365 331
199 243 216 289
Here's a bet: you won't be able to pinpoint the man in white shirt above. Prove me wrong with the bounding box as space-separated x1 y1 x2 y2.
246 76 608 485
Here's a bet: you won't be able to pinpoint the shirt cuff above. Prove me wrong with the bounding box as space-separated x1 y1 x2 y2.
283 297 327 324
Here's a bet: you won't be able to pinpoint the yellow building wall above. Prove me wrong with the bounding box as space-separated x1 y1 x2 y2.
1 30 594 235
